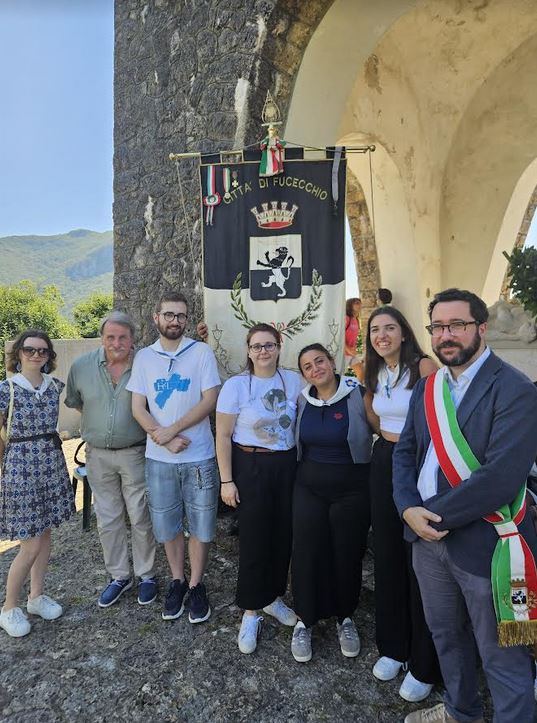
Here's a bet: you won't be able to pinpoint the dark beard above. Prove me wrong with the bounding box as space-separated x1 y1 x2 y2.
433 329 481 367
157 322 184 341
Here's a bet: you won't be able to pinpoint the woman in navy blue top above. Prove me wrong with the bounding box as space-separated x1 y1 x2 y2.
290 343 372 663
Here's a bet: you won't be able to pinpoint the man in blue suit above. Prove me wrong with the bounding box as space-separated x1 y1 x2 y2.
393 288 537 723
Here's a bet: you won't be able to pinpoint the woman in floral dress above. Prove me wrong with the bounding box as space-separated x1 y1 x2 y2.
0 329 74 638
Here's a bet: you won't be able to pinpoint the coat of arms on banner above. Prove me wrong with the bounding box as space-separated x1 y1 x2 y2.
250 233 302 301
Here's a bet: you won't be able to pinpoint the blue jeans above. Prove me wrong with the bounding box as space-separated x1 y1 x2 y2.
144 457 218 543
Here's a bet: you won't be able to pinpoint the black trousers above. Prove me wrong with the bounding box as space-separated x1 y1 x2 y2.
369 436 441 684
233 446 296 610
291 459 370 628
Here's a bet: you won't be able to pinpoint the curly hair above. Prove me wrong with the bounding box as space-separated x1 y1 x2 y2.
6 329 57 373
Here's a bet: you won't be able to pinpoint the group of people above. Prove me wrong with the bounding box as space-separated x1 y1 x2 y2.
1 286 537 723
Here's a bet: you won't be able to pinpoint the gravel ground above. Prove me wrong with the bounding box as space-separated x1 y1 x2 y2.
0 442 498 722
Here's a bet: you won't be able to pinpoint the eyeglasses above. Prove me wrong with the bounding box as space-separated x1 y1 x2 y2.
159 312 188 323
425 320 481 337
21 346 50 358
248 342 279 353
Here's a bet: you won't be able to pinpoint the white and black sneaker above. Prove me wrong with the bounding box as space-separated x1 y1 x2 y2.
162 579 188 620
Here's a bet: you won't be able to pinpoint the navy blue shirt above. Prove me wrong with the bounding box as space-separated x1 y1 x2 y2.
300 396 354 464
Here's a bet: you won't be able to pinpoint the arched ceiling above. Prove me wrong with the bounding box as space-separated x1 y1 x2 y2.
284 0 537 326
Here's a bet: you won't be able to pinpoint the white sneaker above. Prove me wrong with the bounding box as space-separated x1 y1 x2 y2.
372 655 405 681
399 671 433 703
0 606 31 637
291 621 312 663
27 594 63 620
336 617 361 657
238 613 262 654
262 598 298 626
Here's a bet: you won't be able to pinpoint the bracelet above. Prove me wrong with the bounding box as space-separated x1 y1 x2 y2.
221 480 234 485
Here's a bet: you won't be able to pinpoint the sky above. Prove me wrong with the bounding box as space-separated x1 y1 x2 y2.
0 0 532 281
0 0 113 238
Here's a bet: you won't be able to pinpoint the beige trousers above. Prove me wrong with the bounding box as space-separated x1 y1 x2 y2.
86 445 156 580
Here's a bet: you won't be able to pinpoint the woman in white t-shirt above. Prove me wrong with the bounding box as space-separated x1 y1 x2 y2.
365 306 440 703
216 323 303 655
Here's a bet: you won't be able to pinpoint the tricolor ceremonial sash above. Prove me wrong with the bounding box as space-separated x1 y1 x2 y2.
424 370 537 646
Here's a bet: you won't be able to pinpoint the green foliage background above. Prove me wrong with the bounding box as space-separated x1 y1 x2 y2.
73 292 113 338
503 247 537 318
0 282 79 379
0 283 113 379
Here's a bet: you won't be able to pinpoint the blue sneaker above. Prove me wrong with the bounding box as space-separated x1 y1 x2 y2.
187 582 211 623
98 578 132 608
137 577 157 605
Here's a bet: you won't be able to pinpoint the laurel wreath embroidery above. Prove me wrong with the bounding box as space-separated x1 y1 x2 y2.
230 269 323 339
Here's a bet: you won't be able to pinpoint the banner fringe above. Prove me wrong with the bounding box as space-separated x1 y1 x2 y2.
497 620 537 647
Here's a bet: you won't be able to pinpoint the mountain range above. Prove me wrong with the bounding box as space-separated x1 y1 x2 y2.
0 228 113 313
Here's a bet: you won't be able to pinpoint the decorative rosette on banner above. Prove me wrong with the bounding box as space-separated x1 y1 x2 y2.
424 370 537 646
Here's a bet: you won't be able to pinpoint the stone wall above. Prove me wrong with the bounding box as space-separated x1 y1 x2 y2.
114 0 336 343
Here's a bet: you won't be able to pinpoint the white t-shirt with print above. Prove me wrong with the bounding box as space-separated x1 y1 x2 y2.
127 337 221 463
216 369 303 451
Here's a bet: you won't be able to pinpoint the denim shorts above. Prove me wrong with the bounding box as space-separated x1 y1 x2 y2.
144 457 219 543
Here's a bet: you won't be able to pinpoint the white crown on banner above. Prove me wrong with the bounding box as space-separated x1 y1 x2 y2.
250 201 298 229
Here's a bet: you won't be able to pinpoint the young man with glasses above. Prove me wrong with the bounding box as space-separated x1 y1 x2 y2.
128 291 220 624
393 288 537 723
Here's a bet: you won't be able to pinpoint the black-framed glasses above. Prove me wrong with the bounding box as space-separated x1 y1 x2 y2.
159 312 188 323
248 342 279 353
21 346 50 358
425 320 481 337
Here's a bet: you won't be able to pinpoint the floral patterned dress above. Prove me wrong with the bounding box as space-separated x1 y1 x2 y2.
0 378 75 540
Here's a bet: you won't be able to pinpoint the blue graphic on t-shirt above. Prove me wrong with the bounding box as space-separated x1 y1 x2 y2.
154 374 191 409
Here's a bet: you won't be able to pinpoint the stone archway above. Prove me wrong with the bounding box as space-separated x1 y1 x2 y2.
346 167 380 320
114 0 537 344
113 0 338 341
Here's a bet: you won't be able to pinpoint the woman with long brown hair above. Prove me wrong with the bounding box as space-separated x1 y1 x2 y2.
0 330 74 638
365 307 440 702
216 323 303 654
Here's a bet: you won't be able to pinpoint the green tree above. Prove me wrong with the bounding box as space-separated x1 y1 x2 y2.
0 281 78 379
503 246 537 318
73 292 114 338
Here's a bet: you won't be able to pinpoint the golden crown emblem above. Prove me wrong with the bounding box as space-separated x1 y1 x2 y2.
250 201 298 229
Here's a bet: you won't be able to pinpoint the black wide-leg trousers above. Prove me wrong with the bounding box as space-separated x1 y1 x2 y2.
369 436 441 684
291 459 370 628
233 446 296 611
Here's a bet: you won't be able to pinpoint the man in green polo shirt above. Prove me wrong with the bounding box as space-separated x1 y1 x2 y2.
65 311 157 608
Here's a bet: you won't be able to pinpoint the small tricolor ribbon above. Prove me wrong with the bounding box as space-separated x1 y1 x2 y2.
424 370 537 646
203 165 221 225
223 167 232 201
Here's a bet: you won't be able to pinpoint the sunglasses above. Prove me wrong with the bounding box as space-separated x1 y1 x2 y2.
21 346 50 358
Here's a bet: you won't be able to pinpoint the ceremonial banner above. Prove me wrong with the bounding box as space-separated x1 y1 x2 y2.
200 149 346 376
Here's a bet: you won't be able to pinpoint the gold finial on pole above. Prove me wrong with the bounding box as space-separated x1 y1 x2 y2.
261 90 282 129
